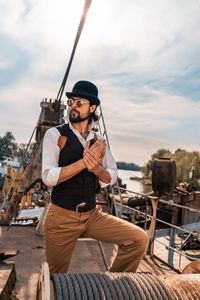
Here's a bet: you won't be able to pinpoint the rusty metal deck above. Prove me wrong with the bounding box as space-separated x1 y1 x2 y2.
0 225 180 299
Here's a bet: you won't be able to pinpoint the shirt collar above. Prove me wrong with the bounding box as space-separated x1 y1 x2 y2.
64 115 95 141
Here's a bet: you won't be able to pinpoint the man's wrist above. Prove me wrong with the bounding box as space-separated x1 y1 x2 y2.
93 165 111 184
92 165 103 175
81 158 87 169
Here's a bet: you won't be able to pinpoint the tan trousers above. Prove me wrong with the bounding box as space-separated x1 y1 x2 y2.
43 202 148 275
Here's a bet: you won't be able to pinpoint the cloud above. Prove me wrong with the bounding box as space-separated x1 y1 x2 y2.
0 0 200 164
110 130 200 165
99 83 200 163
101 83 200 125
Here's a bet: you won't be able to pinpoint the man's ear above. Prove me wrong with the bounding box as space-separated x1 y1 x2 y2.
90 104 96 113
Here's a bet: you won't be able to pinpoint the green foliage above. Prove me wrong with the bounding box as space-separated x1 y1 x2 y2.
15 142 37 162
142 148 200 187
142 148 172 177
0 132 17 161
15 143 27 162
117 161 141 171
0 132 36 162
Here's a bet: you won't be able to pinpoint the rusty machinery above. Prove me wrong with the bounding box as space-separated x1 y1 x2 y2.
0 99 66 224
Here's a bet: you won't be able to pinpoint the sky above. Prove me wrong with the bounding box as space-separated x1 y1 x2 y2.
0 0 200 166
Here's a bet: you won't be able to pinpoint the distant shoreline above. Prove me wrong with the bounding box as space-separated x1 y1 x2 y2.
117 162 141 171
130 176 151 185
117 167 141 171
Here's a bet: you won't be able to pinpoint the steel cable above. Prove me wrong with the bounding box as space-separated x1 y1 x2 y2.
68 274 80 300
73 273 88 300
92 273 123 300
134 273 152 299
126 273 147 300
52 274 63 300
136 273 161 300
52 272 173 300
84 274 101 300
117 277 136 300
108 273 133 300
89 273 107 300
99 274 119 300
147 274 172 300
79 273 96 300
122 276 141 300
60 274 70 299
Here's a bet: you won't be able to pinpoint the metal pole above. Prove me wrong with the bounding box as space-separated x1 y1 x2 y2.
97 241 109 271
56 0 93 108
168 227 176 266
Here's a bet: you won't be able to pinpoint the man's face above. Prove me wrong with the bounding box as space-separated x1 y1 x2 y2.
67 97 96 124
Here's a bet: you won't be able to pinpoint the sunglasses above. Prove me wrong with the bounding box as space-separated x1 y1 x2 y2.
67 98 89 107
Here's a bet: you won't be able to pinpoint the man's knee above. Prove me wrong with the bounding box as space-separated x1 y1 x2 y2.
121 227 148 252
135 229 148 252
125 228 148 251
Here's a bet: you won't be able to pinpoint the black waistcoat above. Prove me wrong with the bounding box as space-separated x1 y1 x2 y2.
51 123 97 210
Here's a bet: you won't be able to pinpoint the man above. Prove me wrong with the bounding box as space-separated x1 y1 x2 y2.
42 80 148 275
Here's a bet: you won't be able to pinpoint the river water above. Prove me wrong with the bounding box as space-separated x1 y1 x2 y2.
117 169 152 194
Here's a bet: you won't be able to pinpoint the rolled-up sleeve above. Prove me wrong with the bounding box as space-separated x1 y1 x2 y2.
99 144 118 188
42 127 61 187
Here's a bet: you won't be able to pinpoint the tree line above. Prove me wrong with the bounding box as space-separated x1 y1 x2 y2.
0 131 36 162
116 162 141 171
142 148 200 188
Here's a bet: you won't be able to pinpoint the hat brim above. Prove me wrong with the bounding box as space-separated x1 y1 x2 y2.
66 92 100 107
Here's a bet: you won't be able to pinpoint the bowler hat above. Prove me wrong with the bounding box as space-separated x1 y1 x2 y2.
66 80 100 106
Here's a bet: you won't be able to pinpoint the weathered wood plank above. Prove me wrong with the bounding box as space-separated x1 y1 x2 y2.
0 261 16 299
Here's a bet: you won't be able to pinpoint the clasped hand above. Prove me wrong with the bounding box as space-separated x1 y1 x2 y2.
83 139 106 172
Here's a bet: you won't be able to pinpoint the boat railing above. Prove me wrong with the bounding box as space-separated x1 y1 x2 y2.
110 186 200 272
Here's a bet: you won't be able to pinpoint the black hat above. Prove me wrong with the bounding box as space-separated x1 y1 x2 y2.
66 80 100 107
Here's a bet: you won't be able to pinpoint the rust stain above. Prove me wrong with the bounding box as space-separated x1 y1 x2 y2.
162 274 200 300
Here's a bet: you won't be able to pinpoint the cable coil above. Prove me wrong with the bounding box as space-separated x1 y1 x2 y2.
52 272 172 300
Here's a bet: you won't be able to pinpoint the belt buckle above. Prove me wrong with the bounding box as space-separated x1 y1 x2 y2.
76 202 87 213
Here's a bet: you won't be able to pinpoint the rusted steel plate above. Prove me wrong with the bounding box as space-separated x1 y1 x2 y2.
182 261 200 274
162 274 200 300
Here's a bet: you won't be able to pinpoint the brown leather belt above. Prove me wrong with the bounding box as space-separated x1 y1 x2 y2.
75 202 91 213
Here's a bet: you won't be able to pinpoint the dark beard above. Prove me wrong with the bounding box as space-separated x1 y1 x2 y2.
69 109 90 123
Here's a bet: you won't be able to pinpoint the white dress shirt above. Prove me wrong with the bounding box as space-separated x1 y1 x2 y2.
42 120 118 187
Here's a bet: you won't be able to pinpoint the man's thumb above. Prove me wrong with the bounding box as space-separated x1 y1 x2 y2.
85 140 90 152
